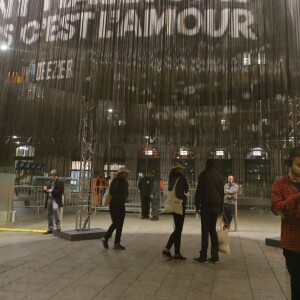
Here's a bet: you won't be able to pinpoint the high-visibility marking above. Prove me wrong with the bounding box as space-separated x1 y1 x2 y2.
0 228 46 233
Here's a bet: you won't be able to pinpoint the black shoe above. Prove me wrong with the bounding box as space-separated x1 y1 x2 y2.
113 243 126 250
208 258 220 264
173 254 186 261
43 230 53 234
102 238 108 249
151 216 159 221
141 216 149 219
162 249 173 259
193 257 208 264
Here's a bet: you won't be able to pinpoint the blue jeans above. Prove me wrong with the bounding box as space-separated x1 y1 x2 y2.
47 199 60 231
151 193 160 217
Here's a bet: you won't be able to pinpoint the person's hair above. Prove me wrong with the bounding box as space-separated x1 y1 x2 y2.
49 169 57 176
205 159 215 170
289 147 300 162
168 169 179 181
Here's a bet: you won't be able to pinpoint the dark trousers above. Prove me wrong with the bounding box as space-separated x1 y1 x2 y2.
104 204 125 244
223 203 235 227
166 209 185 255
200 210 219 260
151 194 160 217
283 249 300 300
140 196 151 217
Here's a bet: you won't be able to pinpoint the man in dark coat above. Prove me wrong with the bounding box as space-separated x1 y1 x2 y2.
43 169 64 234
138 172 152 219
194 159 224 264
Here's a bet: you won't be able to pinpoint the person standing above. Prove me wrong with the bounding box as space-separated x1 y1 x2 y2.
102 167 130 250
162 163 189 260
223 175 239 231
43 170 64 234
150 170 160 221
138 172 152 219
272 147 300 300
194 159 224 264
93 175 102 206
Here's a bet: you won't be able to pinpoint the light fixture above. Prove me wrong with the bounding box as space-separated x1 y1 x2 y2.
243 52 251 65
0 44 8 51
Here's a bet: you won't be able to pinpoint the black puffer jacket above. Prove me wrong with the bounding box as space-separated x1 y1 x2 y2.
168 170 189 206
109 176 129 206
195 164 224 214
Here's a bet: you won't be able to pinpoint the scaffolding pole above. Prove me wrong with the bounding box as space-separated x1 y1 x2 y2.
75 96 94 231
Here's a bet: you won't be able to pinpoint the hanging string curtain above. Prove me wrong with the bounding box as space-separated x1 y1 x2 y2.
0 0 299 166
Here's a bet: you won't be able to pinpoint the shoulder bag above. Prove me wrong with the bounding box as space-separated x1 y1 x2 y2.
102 179 118 207
102 189 112 207
164 178 183 215
217 216 230 254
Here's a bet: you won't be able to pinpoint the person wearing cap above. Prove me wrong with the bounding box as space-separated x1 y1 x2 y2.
102 166 130 250
194 159 224 264
43 170 64 234
162 162 189 260
272 147 300 300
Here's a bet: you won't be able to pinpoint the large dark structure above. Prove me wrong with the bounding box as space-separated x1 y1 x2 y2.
0 0 300 198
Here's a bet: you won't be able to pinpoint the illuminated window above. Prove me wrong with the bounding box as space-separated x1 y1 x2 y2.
210 148 231 159
138 147 160 159
172 146 195 159
246 147 268 159
70 161 91 178
243 53 251 65
15 145 35 157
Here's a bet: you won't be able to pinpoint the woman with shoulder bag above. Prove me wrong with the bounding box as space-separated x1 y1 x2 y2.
102 167 130 250
162 163 189 260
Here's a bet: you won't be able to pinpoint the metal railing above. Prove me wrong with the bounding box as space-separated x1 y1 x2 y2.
13 185 272 214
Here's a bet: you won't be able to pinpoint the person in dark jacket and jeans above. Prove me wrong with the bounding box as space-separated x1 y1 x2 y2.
162 162 189 260
43 169 64 234
102 166 130 250
194 159 224 264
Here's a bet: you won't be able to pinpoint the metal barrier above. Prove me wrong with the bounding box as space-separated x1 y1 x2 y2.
13 185 232 214
14 185 45 213
13 184 271 233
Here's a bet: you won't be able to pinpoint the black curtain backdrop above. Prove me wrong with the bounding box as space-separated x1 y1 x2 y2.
0 0 299 183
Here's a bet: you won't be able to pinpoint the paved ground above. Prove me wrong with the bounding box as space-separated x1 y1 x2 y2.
0 209 290 300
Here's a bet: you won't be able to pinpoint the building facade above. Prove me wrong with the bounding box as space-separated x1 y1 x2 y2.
0 0 299 197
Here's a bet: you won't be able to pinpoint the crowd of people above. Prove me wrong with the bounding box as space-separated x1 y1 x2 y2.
43 148 300 300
